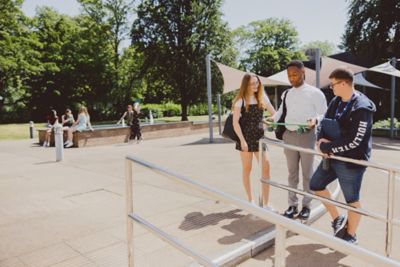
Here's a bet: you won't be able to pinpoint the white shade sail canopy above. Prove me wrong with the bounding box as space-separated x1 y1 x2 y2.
319 57 367 88
266 67 316 86
214 61 290 94
215 57 382 94
368 61 400 78
354 73 382 89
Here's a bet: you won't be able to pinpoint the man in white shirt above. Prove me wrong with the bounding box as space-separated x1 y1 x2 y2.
270 60 327 220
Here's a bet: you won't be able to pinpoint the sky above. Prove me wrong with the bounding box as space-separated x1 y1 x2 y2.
22 0 348 50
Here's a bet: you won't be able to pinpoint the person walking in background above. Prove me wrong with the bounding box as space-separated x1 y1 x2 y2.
131 102 142 143
269 60 327 220
43 109 58 147
232 73 276 211
64 106 94 148
117 104 137 142
310 68 376 244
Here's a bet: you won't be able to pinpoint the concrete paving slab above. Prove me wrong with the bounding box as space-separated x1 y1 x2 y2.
0 132 399 266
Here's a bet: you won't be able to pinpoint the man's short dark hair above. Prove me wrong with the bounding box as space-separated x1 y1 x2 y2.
329 68 354 84
287 60 304 69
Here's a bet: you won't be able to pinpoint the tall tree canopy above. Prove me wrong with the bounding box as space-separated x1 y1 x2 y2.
234 18 305 76
131 0 234 121
0 0 42 121
302 40 336 60
342 0 400 64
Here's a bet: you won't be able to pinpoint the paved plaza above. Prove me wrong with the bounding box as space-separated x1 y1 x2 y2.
0 132 399 266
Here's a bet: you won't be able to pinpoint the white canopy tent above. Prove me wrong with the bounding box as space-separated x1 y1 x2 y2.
319 57 367 88
214 61 289 94
266 67 316 86
354 73 382 89
369 61 400 77
208 55 389 142
215 58 382 94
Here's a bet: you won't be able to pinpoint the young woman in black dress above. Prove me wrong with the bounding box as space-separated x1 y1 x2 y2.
232 74 276 210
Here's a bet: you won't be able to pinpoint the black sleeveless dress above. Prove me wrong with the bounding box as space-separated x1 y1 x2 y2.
129 110 141 140
235 104 264 152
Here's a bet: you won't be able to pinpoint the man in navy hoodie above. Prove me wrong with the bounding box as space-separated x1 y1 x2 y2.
310 68 376 244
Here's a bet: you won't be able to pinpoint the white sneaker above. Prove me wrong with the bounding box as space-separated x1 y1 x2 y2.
263 205 278 213
64 140 69 145
65 141 73 148
42 141 47 147
46 142 50 147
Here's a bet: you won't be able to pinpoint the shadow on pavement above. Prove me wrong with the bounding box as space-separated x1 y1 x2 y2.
218 215 273 245
181 137 233 146
253 243 350 267
179 209 244 231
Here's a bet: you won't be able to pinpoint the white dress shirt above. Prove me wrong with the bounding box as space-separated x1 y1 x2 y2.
272 83 327 131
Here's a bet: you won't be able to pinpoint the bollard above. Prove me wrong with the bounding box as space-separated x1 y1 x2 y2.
54 122 64 162
149 110 154 125
29 121 34 139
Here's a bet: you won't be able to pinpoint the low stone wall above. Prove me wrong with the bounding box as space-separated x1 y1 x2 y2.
37 121 221 147
372 128 400 139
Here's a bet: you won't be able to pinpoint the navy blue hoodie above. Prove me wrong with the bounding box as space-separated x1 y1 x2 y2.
318 91 376 167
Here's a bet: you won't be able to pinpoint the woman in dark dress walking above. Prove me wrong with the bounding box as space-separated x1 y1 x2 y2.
131 102 142 143
118 103 142 143
232 74 276 210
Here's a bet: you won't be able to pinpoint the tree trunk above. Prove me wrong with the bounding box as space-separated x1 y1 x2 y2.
181 100 188 121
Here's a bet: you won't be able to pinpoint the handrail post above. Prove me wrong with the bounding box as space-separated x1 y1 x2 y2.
386 170 395 257
275 225 287 267
125 159 134 267
259 139 263 206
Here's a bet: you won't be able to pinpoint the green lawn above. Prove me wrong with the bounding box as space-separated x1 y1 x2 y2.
0 123 34 140
0 116 223 141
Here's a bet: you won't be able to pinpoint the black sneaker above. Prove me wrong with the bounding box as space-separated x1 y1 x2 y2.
297 207 310 220
283 206 298 219
331 215 347 238
342 232 358 244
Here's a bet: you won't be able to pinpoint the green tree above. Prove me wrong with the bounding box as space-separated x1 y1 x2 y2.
131 0 234 121
302 40 336 60
234 18 306 76
0 0 42 122
116 46 146 105
79 0 134 112
342 0 400 64
28 7 83 120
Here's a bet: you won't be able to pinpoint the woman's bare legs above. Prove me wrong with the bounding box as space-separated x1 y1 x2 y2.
44 129 51 146
67 127 76 142
240 151 254 202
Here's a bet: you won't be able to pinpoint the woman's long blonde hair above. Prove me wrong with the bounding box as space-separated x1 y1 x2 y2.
79 106 89 117
232 74 266 111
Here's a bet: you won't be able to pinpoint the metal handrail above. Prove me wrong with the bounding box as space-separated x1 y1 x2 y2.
260 137 399 257
129 214 217 267
125 155 400 267
261 137 400 172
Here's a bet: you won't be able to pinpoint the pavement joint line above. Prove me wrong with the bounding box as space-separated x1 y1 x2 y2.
63 188 106 198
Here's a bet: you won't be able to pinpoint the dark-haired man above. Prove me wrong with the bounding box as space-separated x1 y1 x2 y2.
310 68 376 244
270 60 327 220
